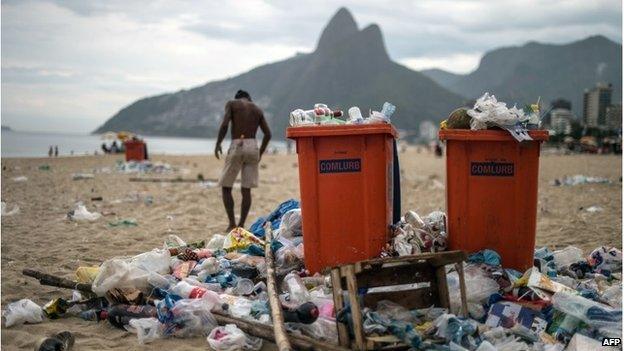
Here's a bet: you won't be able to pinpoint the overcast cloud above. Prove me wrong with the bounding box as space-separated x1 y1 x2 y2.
1 0 621 133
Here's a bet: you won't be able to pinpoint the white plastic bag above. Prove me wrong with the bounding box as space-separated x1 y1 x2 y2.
128 317 162 344
3 299 44 327
91 259 150 296
1 202 20 216
447 265 499 316
207 324 262 351
277 209 303 238
68 203 101 221
131 249 171 274
162 298 218 338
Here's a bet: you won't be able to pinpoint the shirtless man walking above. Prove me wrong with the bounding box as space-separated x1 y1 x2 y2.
215 90 271 231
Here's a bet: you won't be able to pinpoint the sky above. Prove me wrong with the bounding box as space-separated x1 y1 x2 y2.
1 0 622 133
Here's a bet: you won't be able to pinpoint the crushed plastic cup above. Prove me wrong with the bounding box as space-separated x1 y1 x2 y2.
233 278 254 296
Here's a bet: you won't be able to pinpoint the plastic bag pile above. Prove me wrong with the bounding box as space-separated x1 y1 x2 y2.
3 199 621 351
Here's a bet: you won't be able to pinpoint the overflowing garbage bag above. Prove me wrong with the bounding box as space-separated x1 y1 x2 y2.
7 199 622 351
440 92 542 142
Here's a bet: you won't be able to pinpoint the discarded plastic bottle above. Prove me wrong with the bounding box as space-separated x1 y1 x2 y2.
282 302 319 324
283 272 311 303
79 309 107 322
170 280 209 299
348 107 364 124
107 305 157 330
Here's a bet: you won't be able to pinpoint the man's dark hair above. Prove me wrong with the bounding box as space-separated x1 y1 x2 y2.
235 90 251 101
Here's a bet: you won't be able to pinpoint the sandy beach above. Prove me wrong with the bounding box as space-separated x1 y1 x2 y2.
1 150 621 350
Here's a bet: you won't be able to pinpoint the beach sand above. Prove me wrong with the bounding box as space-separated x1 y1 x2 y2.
1 150 621 350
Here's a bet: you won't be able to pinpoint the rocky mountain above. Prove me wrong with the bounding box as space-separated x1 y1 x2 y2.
94 8 464 138
422 35 622 116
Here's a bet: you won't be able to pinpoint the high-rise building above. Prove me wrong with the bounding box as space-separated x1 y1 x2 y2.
583 83 612 128
550 108 574 135
543 98 572 127
606 104 622 131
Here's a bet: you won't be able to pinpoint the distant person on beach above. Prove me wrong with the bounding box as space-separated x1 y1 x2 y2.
48 146 53 157
215 90 271 231
54 145 58 157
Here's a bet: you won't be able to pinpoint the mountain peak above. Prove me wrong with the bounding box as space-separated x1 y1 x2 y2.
316 7 358 52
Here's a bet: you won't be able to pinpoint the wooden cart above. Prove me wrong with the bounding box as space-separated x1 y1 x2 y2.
327 251 469 350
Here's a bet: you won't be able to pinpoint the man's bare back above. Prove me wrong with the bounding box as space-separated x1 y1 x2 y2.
226 99 265 139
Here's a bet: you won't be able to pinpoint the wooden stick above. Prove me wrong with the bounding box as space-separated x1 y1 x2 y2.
22 269 94 294
455 262 469 318
330 268 350 347
212 311 349 351
264 223 292 351
344 264 366 350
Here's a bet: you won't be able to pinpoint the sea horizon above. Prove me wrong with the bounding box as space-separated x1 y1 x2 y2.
1 129 285 158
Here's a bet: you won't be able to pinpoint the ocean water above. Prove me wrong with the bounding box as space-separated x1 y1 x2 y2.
1 130 285 158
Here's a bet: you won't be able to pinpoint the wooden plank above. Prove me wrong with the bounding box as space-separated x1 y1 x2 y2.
455 262 469 317
330 268 350 348
434 265 450 309
345 265 366 351
356 250 465 269
362 286 435 310
351 262 433 288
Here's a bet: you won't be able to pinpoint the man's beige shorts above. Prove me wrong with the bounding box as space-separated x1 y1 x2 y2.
218 139 259 188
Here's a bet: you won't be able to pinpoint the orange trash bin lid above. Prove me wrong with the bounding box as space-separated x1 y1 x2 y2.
439 129 549 142
287 124 398 139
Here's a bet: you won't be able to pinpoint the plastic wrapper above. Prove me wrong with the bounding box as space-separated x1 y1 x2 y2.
274 242 304 276
552 246 584 268
75 266 100 283
447 265 499 315
128 317 162 344
68 203 101 221
602 284 622 309
158 297 218 338
277 209 303 238
223 228 265 252
588 246 622 273
300 316 339 344
164 234 186 248
207 324 262 351
376 300 415 323
552 291 621 337
207 234 226 250
3 299 44 327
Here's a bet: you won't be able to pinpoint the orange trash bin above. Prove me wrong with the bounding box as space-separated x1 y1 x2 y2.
287 124 397 273
439 129 549 271
124 140 147 161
